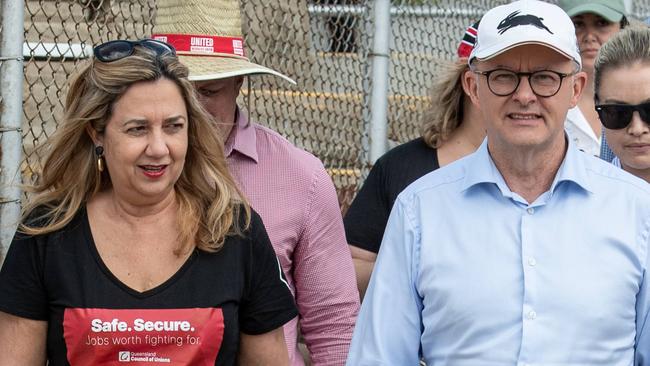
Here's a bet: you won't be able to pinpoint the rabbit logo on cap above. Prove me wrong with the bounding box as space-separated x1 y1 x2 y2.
497 10 553 35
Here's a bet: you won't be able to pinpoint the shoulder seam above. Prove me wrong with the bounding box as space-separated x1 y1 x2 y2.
586 166 650 194
297 164 321 243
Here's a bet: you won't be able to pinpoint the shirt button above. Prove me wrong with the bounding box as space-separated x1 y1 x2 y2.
527 207 534 215
527 310 537 320
528 257 537 266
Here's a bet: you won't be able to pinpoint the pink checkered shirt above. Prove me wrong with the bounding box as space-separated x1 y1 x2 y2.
224 110 360 366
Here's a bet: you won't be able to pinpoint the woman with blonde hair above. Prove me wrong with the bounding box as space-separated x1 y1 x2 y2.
344 22 485 299
594 26 650 184
0 39 296 365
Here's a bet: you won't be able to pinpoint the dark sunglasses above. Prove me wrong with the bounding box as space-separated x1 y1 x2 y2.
595 102 650 130
93 39 176 63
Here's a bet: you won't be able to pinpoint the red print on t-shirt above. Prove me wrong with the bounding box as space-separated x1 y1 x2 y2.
63 308 224 365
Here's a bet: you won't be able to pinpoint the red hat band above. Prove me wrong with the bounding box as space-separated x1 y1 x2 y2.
152 33 247 58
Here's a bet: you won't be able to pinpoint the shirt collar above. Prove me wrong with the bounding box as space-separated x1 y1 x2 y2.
462 136 593 196
461 138 512 196
551 137 594 194
224 108 259 163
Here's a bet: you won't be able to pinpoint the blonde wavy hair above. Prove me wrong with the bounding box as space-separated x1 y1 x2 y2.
421 60 470 148
20 45 249 253
595 25 650 102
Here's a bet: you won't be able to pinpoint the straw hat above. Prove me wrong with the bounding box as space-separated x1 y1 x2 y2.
152 0 295 84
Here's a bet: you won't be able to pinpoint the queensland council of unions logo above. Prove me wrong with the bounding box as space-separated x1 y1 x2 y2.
118 351 131 362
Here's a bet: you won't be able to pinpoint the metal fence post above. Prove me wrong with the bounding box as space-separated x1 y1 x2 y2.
0 0 25 262
368 0 391 164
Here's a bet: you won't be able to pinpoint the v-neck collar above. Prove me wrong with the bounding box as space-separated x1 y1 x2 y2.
82 207 197 299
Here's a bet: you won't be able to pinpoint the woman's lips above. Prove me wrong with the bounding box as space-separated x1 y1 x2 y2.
625 143 650 154
581 49 599 57
140 165 167 178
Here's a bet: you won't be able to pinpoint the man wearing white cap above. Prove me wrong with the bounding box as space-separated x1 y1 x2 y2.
347 1 650 365
152 1 359 365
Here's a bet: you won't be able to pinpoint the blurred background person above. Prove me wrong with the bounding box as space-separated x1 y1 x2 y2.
344 22 484 300
594 26 650 183
152 0 359 364
0 39 296 365
559 0 628 158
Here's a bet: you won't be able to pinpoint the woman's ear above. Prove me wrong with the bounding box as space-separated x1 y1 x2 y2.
85 124 103 146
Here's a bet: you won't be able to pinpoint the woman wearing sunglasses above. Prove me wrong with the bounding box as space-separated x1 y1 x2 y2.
0 39 296 365
594 27 650 183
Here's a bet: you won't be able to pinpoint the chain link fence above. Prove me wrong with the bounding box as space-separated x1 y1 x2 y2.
7 0 650 234
387 0 499 144
21 0 156 185
241 0 374 212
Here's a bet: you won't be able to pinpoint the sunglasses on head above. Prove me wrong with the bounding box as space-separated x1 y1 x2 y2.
93 39 176 63
595 102 650 130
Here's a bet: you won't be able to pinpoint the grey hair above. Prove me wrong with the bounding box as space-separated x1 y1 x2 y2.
594 26 650 102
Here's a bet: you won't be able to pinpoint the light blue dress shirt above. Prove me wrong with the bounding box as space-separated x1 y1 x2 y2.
347 139 650 366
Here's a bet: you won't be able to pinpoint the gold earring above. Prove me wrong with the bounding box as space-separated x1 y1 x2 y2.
95 146 105 172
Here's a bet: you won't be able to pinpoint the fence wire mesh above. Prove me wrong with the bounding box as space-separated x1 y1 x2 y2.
241 0 374 212
387 0 503 146
12 0 650 216
21 0 156 186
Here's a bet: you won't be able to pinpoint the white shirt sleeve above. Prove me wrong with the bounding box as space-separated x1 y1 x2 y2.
346 196 423 365
635 231 650 366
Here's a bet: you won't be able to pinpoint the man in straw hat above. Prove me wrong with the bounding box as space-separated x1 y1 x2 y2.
347 0 650 364
152 1 359 365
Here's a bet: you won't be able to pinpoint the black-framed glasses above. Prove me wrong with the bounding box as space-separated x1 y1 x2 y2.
93 39 176 63
595 102 650 130
472 69 575 97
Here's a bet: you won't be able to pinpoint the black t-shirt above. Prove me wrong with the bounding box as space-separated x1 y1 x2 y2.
344 137 439 253
0 207 297 365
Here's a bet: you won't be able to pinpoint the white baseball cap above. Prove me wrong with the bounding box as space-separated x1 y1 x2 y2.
469 0 581 68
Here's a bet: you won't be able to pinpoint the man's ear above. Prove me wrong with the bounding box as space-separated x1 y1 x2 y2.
463 68 481 108
570 71 588 108
235 76 245 91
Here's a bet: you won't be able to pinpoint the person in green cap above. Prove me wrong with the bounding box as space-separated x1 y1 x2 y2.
558 0 628 159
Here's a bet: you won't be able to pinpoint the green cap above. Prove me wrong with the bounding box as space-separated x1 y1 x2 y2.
558 0 626 23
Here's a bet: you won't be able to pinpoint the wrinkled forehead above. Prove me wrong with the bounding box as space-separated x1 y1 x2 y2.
474 44 577 71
